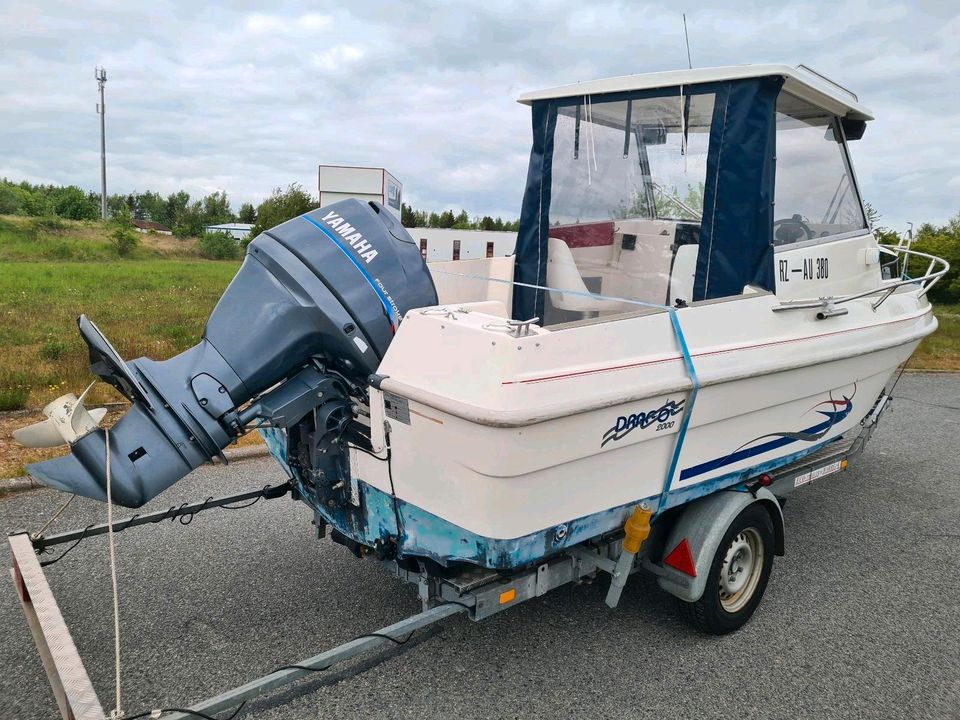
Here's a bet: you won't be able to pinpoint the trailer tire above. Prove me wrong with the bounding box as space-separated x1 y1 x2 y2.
677 504 775 635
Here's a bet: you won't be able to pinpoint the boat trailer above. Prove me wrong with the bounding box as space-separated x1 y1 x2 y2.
8 413 882 720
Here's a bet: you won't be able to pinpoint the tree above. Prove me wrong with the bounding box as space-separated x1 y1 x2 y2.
50 186 99 220
173 201 205 238
0 182 20 214
438 209 456 228
238 202 256 224
863 202 899 244
136 191 169 226
452 209 471 229
401 202 417 228
165 191 191 229
248 184 318 238
201 190 233 225
479 215 496 231
911 214 960 303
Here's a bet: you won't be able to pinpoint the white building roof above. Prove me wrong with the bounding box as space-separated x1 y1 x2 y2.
517 64 873 121
204 223 254 231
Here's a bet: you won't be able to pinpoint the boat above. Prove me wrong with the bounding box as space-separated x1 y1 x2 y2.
16 63 947 578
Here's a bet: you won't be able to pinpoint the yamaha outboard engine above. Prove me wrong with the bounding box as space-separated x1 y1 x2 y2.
27 199 437 507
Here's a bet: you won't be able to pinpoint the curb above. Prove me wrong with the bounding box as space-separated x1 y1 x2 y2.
0 443 271 493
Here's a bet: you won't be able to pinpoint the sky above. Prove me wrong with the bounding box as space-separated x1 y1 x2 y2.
1 0 958 232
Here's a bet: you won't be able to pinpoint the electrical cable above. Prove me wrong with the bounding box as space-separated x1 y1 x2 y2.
347 444 388 462
39 524 95 567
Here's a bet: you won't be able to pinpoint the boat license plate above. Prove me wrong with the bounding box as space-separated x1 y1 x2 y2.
794 460 843 488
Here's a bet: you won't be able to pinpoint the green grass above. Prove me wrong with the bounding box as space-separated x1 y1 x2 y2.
0 215 201 262
0 260 240 408
910 304 960 371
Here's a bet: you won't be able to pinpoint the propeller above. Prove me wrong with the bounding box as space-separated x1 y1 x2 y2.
13 382 108 448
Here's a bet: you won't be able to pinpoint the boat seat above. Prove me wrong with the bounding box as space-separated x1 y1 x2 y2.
668 243 699 306
547 237 610 313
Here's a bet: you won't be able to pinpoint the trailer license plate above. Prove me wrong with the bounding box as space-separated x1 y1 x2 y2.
794 460 843 488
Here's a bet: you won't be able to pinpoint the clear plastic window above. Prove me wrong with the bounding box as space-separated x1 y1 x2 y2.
545 93 713 324
773 94 867 245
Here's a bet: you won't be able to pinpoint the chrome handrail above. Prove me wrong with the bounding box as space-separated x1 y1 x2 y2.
773 244 949 315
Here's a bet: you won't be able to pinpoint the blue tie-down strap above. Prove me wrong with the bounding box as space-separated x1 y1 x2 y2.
656 308 700 513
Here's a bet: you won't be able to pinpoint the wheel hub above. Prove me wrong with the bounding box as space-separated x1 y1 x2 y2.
718 528 764 613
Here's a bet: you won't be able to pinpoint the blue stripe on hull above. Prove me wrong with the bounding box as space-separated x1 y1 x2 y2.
260 426 843 569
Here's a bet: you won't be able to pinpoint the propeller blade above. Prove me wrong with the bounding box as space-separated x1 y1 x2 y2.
13 386 107 449
12 419 68 448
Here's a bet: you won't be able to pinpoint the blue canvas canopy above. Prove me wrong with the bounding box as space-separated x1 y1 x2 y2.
512 75 785 320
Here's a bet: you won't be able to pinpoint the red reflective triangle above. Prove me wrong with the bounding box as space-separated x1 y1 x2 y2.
663 538 697 577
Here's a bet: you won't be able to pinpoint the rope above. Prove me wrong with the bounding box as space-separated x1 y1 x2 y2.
104 427 123 718
32 494 76 540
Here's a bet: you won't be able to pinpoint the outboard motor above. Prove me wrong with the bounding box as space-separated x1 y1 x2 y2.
26 199 437 507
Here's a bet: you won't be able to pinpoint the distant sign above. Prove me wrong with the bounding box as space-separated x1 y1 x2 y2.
386 176 402 211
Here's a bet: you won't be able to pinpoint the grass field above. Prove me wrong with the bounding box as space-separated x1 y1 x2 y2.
910 305 960 371
0 259 240 409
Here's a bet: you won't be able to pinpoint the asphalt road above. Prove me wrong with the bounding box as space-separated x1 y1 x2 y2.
1 373 958 720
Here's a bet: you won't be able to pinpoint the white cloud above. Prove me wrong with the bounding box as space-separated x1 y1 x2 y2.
0 0 957 232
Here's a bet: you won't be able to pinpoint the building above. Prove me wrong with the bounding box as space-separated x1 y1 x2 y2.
410 227 516 261
318 165 402 219
317 164 517 260
203 223 254 242
131 219 172 235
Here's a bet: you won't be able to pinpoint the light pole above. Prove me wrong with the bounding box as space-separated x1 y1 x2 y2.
95 67 107 220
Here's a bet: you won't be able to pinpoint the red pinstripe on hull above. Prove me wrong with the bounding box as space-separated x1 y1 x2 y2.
502 312 928 386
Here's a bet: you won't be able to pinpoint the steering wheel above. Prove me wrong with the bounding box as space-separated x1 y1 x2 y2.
773 214 813 245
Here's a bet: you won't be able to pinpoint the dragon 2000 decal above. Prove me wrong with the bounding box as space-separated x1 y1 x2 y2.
678 387 856 482
601 398 685 448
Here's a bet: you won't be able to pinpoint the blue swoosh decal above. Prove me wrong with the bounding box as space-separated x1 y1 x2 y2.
301 214 395 328
679 398 852 481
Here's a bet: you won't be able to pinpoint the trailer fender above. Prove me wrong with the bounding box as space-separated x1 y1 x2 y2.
656 488 784 603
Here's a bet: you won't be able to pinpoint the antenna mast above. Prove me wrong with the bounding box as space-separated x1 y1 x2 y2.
95 67 108 220
682 14 693 69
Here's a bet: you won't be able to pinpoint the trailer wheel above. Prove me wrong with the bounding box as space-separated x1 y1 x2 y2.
678 504 775 635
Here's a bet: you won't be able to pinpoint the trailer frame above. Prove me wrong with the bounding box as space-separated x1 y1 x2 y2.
7 401 884 719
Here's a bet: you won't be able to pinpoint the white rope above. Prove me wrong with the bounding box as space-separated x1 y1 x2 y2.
32 494 75 539
104 426 123 718
583 95 591 186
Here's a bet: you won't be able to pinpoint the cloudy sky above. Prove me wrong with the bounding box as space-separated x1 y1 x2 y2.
1 0 957 230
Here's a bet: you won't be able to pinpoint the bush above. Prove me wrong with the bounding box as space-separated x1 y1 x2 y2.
111 225 139 257
109 205 139 257
39 337 71 361
196 231 241 260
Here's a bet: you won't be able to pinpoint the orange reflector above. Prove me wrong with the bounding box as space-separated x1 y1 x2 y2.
498 588 516 604
663 538 697 577
840 459 848 470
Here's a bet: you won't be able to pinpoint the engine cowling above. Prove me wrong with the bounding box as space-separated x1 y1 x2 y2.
27 199 437 507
